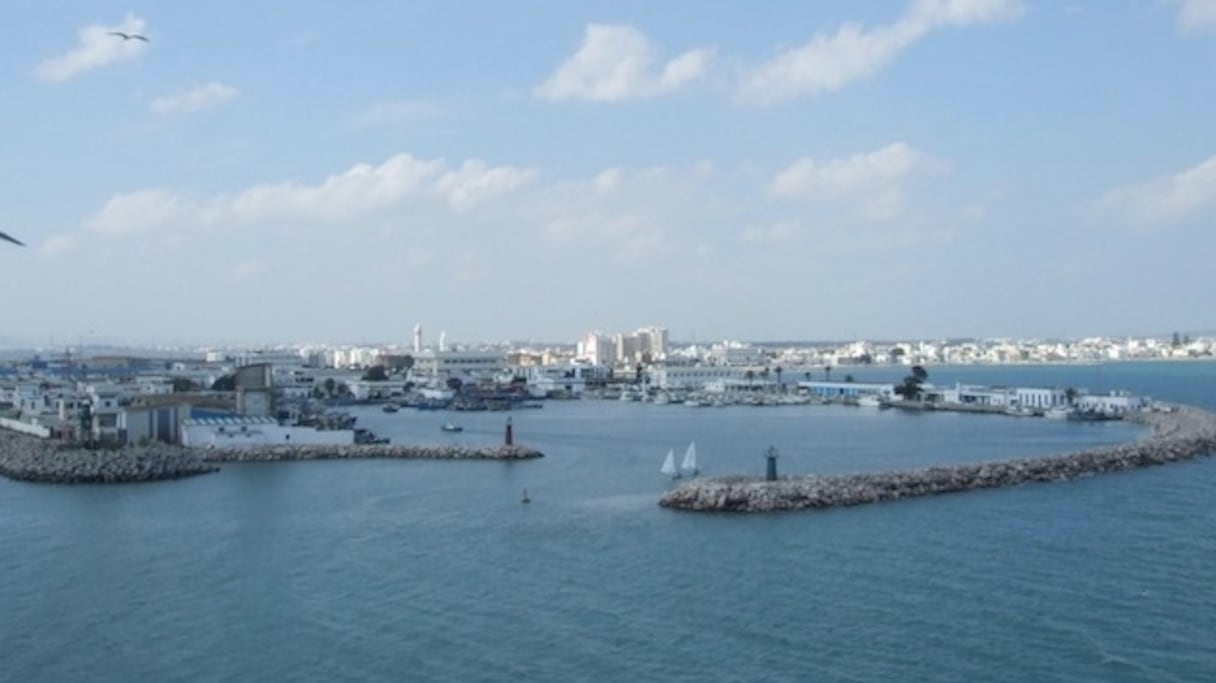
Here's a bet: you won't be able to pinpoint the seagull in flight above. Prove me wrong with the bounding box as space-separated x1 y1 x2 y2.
0 231 25 247
108 31 149 42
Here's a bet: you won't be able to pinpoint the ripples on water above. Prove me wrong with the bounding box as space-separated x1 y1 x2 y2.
2 363 1215 681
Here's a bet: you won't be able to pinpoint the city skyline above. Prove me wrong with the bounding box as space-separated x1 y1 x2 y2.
3 1 1215 345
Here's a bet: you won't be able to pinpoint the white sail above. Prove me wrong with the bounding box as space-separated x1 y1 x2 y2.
681 441 697 475
661 449 679 478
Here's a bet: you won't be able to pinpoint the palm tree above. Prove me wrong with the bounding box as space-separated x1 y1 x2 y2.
1065 387 1077 405
744 369 755 389
824 365 832 382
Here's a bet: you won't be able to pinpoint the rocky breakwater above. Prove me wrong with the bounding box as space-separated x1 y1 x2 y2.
0 431 219 484
660 405 1216 513
203 443 544 463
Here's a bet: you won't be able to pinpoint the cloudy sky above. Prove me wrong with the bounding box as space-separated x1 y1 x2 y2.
3 1 1215 347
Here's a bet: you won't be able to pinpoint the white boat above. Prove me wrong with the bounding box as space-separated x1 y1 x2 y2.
1044 407 1073 420
857 395 882 408
660 448 680 479
680 441 698 476
441 421 463 433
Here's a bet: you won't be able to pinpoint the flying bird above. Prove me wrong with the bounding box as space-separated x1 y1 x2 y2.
0 231 25 247
108 31 149 42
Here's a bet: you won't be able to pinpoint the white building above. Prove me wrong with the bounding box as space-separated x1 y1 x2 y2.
182 416 355 448
577 331 614 366
412 350 505 379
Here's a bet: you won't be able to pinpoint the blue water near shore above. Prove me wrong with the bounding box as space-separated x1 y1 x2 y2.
3 362 1215 681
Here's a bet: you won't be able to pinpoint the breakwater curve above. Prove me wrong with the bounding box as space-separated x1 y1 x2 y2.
659 406 1216 513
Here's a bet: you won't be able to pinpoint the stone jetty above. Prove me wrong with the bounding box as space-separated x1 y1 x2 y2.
202 443 543 463
1 428 543 485
0 430 218 484
659 405 1216 513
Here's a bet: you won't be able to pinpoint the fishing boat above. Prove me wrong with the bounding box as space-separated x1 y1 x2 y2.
660 448 680 479
381 404 399 414
441 421 463 433
680 441 698 476
520 489 531 504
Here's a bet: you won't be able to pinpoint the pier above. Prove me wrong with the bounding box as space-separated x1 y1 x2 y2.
659 406 1216 513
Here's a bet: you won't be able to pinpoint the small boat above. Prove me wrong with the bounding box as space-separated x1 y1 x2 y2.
520 489 531 504
381 404 399 413
441 421 463 433
660 448 680 479
857 395 882 408
680 441 698 476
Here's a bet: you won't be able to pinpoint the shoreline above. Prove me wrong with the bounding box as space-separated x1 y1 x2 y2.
658 406 1216 513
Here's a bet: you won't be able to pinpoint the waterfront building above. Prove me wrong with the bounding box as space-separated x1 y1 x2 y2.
649 364 748 391
412 349 505 380
797 381 896 400
181 415 354 448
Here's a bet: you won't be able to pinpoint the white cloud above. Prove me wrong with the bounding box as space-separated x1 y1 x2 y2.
346 100 445 130
735 0 1023 106
740 221 800 243
770 142 941 199
1094 153 1216 227
535 24 712 102
434 161 536 210
228 261 265 284
1171 0 1216 31
40 235 78 255
150 82 238 114
85 153 533 235
34 14 149 82
87 188 187 235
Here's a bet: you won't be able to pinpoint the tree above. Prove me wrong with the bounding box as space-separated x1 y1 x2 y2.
171 377 197 393
362 365 388 381
744 369 755 388
824 365 832 382
211 374 236 391
446 376 464 392
1171 331 1182 348
323 378 336 396
845 374 855 383
893 365 929 401
1065 387 1077 405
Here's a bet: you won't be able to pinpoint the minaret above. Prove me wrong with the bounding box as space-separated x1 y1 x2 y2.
439 330 447 352
413 324 422 353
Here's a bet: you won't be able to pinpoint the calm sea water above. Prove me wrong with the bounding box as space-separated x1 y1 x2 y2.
2 362 1214 682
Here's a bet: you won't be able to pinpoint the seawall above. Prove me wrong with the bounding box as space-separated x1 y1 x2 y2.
659 406 1216 513
1 429 543 485
0 430 219 484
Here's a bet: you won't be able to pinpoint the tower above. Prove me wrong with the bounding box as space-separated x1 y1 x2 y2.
439 330 447 352
413 324 422 353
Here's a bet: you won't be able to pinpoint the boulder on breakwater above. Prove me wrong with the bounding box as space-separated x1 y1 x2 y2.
203 443 544 462
659 405 1216 513
0 431 218 484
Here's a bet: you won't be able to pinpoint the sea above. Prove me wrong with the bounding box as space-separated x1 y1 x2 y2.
2 361 1214 682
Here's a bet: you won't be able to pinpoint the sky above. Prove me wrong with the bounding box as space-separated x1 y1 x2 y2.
2 0 1215 347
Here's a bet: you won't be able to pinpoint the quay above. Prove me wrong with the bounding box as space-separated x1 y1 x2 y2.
658 406 1216 513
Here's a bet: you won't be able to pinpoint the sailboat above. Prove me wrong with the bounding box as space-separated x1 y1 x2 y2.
680 441 698 476
660 448 680 479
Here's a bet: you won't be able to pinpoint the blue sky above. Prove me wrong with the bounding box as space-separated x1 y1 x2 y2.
3 1 1215 347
